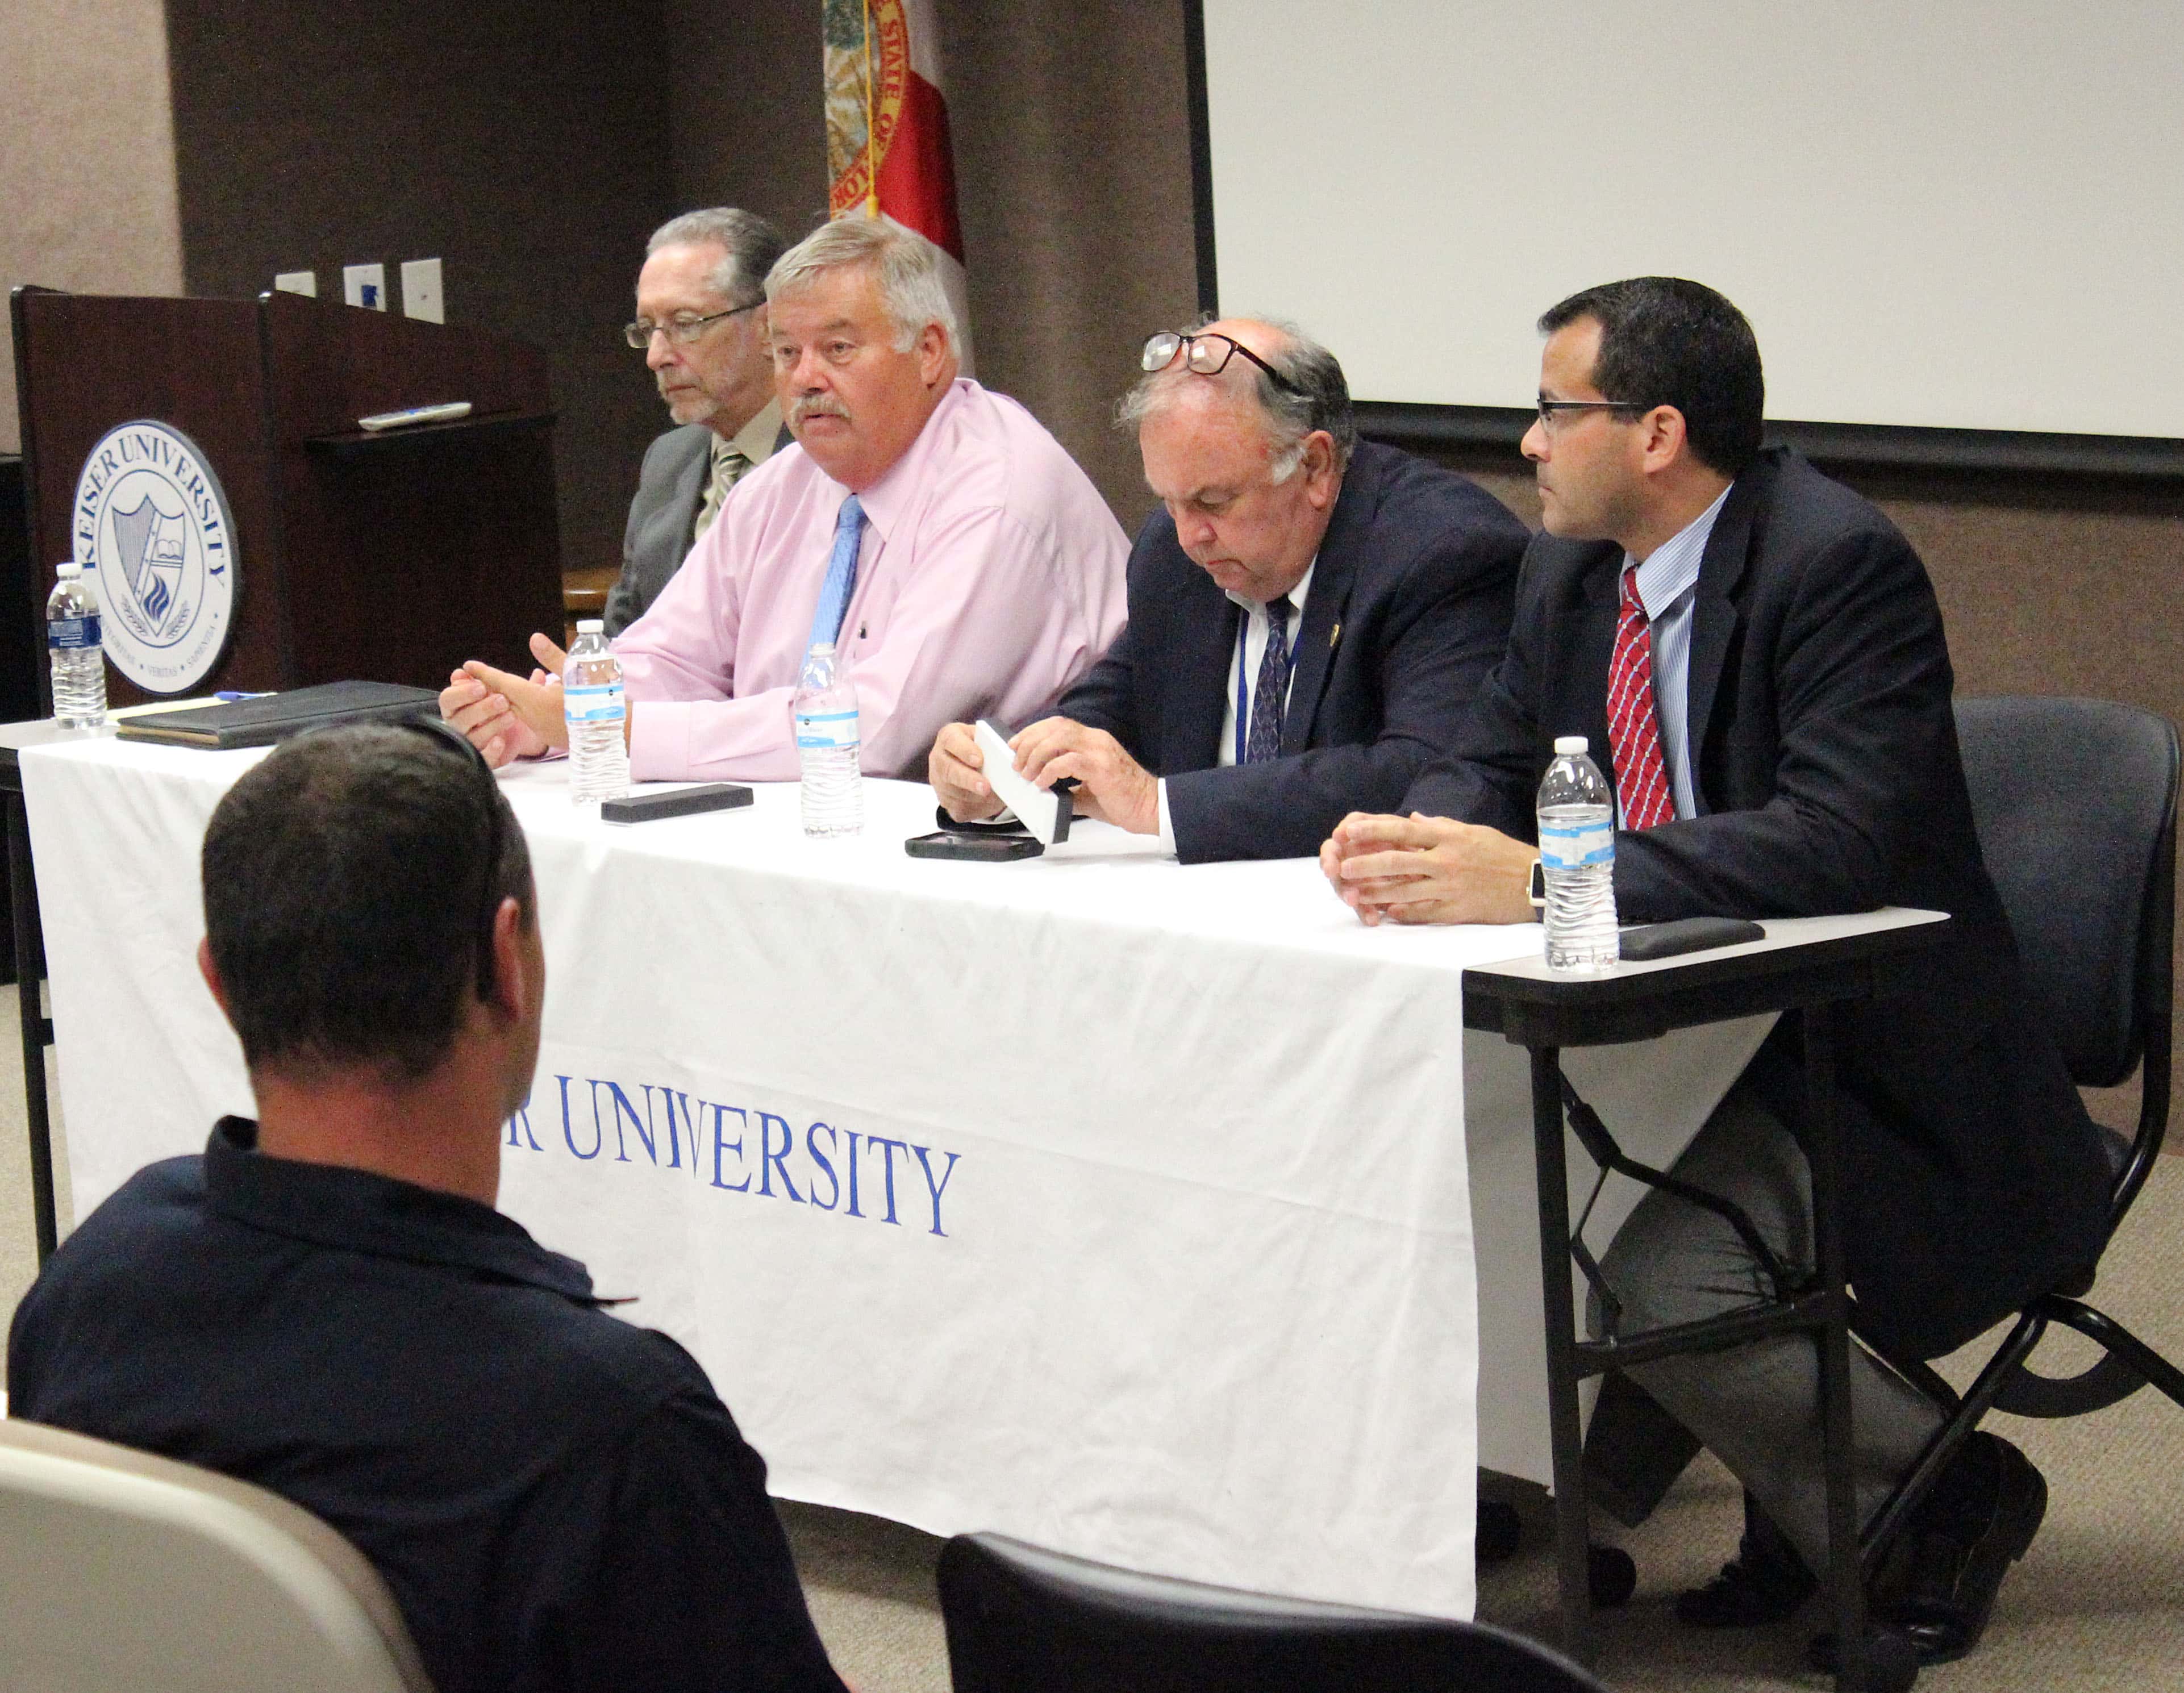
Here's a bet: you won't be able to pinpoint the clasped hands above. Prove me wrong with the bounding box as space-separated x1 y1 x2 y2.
930 719 1160 836
1318 812 1539 927
439 632 593 768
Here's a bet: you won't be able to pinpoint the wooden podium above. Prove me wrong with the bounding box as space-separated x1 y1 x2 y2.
9 285 562 711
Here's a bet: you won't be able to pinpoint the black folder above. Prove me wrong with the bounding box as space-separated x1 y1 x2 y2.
115 681 442 749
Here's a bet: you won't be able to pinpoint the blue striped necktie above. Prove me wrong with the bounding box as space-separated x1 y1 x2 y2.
807 495 866 652
1245 597 1294 764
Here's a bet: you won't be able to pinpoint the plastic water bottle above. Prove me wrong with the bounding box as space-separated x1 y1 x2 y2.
46 564 106 731
1537 735 1618 974
793 643 862 837
562 620 630 804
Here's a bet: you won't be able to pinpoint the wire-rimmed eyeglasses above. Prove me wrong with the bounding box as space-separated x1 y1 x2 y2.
623 299 762 350
1141 331 1304 396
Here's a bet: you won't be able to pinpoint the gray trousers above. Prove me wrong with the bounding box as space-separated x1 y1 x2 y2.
1582 1085 1943 1571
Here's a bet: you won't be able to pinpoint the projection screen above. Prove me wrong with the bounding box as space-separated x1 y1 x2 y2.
1200 2 2183 449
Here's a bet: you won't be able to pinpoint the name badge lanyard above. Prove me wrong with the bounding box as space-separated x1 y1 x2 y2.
1233 605 1301 766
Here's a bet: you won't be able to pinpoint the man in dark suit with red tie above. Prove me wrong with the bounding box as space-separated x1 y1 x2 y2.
1321 278 2111 1669
928 318 1527 862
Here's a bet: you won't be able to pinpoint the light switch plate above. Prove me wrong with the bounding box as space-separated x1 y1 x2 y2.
342 262 387 311
273 270 316 297
399 257 444 323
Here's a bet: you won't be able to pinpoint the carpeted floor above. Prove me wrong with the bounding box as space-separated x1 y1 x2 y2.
4 982 2179 1690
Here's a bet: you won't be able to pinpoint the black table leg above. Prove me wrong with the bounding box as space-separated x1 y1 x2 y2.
6 788 55 1264
1806 1002 1870 1689
1529 1042 1594 1666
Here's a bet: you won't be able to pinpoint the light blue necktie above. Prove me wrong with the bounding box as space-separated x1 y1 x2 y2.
807 495 866 651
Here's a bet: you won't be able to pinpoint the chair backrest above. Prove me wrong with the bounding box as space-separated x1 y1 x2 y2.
1953 695 2177 1203
937 1532 1607 1693
0 1416 434 1693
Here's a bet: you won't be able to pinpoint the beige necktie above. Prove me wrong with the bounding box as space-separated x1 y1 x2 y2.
691 445 752 543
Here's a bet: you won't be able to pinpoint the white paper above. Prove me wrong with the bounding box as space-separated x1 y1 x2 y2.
974 718 1068 843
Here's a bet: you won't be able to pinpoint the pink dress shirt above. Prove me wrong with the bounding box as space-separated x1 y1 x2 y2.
614 378 1129 781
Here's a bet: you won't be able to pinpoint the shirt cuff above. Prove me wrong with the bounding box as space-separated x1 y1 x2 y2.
1156 778 1178 856
627 698 693 783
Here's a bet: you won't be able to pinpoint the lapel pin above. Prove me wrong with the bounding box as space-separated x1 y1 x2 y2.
1329 622 1341 647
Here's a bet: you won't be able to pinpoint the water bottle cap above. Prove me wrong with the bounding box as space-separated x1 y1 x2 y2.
55 562 81 579
576 619 604 634
1553 735 1588 754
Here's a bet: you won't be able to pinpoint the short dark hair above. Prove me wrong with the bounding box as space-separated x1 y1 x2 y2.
201 723 534 1081
1539 277 1765 475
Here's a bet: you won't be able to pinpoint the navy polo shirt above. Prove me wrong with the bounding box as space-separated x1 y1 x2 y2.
6 1118 847 1693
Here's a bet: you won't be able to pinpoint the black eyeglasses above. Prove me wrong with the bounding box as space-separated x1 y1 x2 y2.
623 299 762 349
394 715 510 1003
1534 397 1646 432
1141 331 1304 396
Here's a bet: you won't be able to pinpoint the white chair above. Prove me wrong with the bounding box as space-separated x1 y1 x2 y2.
0 1416 433 1692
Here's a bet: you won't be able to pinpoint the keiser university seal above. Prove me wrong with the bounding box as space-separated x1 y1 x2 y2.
72 420 239 694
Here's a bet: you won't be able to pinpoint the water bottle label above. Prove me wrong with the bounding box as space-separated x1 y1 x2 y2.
48 615 101 651
564 682 626 725
795 708 859 750
1539 820 1614 868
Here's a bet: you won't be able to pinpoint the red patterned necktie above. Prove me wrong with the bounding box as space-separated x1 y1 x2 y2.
1606 564 1674 831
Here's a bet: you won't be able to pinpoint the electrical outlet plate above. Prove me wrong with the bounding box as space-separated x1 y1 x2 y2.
273 271 316 297
342 262 387 311
399 257 444 323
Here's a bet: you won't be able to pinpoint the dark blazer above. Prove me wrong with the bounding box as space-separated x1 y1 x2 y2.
603 417 797 636
603 424 709 637
1406 447 2110 1360
1060 440 1526 862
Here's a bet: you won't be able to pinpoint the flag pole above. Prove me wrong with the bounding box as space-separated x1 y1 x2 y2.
862 0 880 217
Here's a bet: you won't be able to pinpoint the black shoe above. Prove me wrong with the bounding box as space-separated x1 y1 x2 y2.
1869 1432 2047 1665
1589 1544 1637 1609
1477 1499 1522 1565
1676 1491 1817 1627
1805 1622 1924 1692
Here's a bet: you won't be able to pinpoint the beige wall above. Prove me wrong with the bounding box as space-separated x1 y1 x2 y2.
0 0 186 457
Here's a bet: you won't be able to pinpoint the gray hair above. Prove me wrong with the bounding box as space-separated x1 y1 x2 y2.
1116 316 1357 479
764 215 957 354
645 208 787 307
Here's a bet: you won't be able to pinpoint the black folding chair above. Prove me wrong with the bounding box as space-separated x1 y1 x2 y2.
937 1532 1608 1693
1858 695 2184 1563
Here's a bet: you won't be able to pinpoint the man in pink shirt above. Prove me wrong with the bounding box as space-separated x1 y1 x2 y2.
440 216 1127 781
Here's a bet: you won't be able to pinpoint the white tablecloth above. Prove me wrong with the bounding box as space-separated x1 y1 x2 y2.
21 738 1771 1619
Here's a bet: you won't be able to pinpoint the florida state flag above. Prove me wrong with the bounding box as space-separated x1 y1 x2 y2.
824 0 975 373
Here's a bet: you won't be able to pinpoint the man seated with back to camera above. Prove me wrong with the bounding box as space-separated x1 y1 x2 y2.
441 214 1127 781
1320 277 2110 1670
6 723 849 1693
927 318 1526 861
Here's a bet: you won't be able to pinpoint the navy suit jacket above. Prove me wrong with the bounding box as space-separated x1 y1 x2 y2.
1406 447 2110 1359
1060 441 1526 862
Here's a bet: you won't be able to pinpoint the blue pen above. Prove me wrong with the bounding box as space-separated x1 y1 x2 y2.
216 691 277 702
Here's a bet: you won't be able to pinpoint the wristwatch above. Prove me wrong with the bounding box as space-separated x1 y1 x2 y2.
1528 857 1547 910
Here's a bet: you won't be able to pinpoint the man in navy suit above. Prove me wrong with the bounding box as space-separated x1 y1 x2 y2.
1323 278 2110 1668
928 319 1526 862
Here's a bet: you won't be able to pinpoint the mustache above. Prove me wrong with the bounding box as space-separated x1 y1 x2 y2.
791 396 849 427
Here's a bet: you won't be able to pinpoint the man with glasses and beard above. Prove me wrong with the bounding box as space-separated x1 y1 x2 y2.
442 215 1127 783
928 319 1526 862
603 207 793 636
